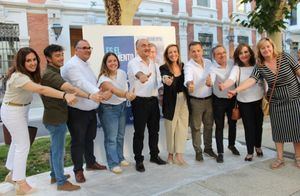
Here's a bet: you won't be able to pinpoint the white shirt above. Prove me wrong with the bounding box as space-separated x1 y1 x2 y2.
211 61 235 98
97 69 128 105
184 58 213 98
127 55 161 97
61 55 99 111
228 65 264 103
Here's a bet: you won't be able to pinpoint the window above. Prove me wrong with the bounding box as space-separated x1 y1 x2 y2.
236 0 246 13
290 7 297 25
198 33 213 60
237 36 249 44
197 0 210 7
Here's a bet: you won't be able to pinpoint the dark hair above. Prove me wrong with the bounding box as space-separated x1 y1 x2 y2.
98 52 120 78
43 44 64 63
233 43 256 67
7 47 41 83
188 41 202 51
163 44 182 73
212 44 225 59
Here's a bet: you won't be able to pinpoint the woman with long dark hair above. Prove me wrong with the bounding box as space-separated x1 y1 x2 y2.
219 43 264 161
1 47 76 194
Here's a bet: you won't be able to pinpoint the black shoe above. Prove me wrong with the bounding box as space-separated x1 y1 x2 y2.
135 162 145 172
228 146 240 155
255 148 263 157
195 152 204 161
216 154 224 163
150 156 167 165
244 154 253 161
204 149 217 158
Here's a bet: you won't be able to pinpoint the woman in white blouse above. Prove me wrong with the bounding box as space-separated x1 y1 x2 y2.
1 47 76 194
219 43 264 161
97 52 136 174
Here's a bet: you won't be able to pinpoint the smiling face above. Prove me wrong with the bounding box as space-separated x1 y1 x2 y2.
24 52 38 72
238 46 251 66
167 46 179 63
189 44 203 64
136 39 150 59
75 40 92 62
258 40 274 59
47 51 64 68
213 46 227 66
106 54 119 74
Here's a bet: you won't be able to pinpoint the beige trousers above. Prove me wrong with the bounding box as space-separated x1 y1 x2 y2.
164 93 189 153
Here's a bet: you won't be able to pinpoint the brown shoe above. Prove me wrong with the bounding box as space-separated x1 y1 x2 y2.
50 174 71 184
57 180 81 191
75 171 86 183
86 162 107 171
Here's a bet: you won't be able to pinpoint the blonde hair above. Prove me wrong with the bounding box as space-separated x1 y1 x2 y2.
256 37 279 66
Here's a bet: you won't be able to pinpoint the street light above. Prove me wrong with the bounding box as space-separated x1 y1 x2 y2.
51 23 63 40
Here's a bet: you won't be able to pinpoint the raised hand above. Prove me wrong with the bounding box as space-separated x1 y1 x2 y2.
162 75 174 86
187 81 194 93
227 90 237 99
218 82 225 91
205 74 212 87
125 88 136 101
65 93 77 105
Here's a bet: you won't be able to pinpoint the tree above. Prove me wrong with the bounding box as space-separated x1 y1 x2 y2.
235 0 299 50
104 0 142 25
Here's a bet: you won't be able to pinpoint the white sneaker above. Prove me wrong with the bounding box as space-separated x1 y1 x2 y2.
120 160 130 167
111 166 122 174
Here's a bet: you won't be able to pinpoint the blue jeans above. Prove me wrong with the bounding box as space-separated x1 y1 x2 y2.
98 102 126 169
44 123 68 186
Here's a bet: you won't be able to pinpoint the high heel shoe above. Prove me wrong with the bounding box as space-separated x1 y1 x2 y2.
244 154 253 161
255 148 263 157
15 180 36 195
4 171 15 185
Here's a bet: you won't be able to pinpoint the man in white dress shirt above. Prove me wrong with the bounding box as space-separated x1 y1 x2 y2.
127 39 166 172
61 40 111 182
184 41 217 162
208 44 240 163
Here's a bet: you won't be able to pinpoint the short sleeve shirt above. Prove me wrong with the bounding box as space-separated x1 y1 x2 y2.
41 65 67 125
3 72 33 104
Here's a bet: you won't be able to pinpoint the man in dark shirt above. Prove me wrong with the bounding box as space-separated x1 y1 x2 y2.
41 44 102 191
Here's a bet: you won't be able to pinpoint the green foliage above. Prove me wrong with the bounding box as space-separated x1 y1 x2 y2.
0 135 72 182
235 0 299 34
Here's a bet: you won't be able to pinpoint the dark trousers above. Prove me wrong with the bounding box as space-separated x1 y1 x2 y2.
239 99 263 154
67 107 97 172
213 95 237 154
131 97 160 163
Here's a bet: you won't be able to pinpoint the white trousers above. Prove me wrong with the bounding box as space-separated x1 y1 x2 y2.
1 104 30 181
164 93 189 154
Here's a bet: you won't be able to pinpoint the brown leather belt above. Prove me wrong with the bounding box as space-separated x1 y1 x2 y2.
4 102 31 107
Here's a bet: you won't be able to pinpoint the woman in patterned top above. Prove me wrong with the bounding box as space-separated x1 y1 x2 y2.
228 38 300 169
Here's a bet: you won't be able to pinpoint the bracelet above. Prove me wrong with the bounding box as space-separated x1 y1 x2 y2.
87 93 91 99
62 92 67 100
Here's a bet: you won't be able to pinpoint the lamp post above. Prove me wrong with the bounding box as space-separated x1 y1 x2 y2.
51 23 63 41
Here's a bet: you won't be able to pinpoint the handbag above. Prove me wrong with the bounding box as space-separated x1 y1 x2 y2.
3 124 37 146
231 67 241 120
261 55 281 116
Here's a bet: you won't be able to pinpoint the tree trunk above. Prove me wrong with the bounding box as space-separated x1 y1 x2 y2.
268 32 282 52
119 0 142 25
104 0 142 25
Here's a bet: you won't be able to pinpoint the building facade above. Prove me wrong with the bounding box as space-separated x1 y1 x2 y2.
3 0 296 78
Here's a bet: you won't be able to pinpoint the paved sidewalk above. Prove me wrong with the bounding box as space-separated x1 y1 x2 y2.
1 110 299 195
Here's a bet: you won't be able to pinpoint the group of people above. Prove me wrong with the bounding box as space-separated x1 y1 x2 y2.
1 37 300 194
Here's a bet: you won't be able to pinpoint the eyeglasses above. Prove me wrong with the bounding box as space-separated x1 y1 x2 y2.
77 47 93 50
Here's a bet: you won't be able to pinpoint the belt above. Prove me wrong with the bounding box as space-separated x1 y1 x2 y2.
190 95 212 100
4 102 31 107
